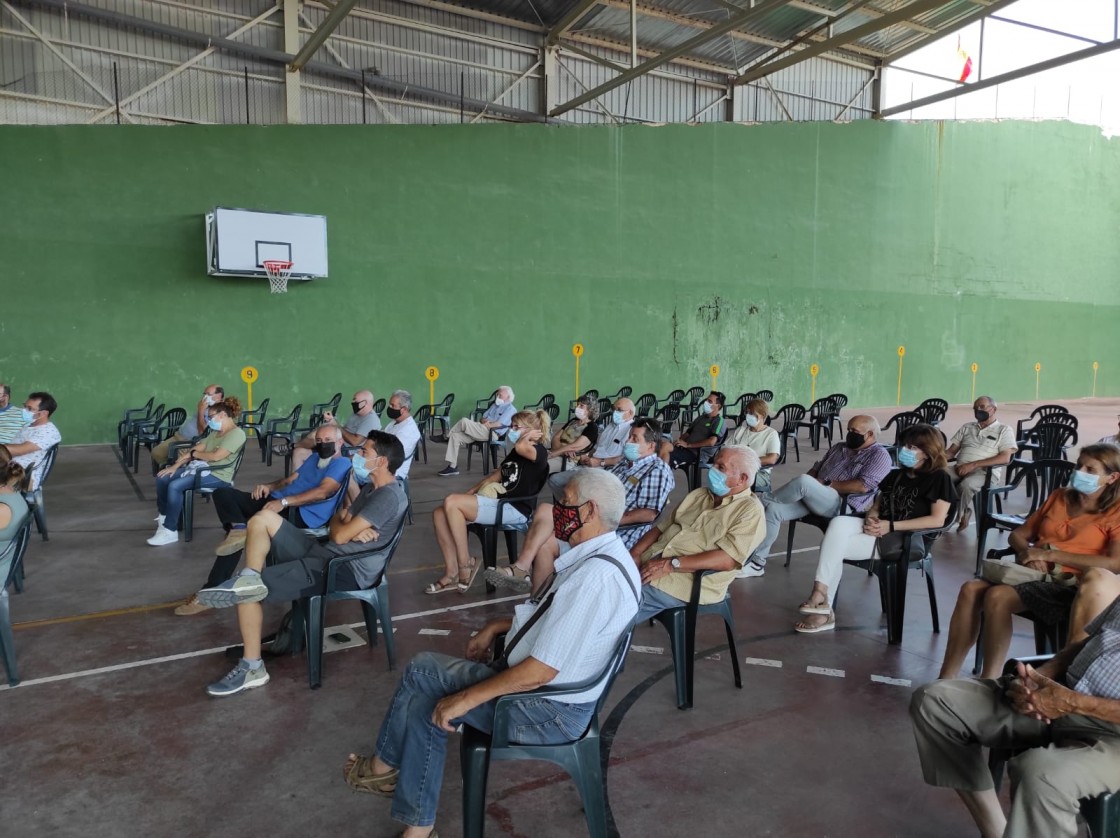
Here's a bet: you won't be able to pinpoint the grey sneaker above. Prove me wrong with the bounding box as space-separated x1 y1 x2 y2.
196 572 269 608
736 561 765 579
437 465 459 477
207 660 269 697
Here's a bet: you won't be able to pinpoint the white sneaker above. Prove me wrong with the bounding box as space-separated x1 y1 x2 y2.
154 514 165 525
147 525 179 546
736 562 765 579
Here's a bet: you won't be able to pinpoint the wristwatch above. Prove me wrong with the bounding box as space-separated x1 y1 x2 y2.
823 479 833 487
280 498 289 508
670 557 682 570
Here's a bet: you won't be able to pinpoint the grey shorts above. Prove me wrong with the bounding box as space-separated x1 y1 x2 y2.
261 521 357 601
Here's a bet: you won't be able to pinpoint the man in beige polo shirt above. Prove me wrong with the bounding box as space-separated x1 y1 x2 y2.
946 395 1017 530
629 444 765 623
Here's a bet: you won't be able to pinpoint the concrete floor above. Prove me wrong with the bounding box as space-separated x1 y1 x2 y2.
4 398 1117 837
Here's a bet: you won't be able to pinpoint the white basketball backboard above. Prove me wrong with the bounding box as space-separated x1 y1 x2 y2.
205 207 328 280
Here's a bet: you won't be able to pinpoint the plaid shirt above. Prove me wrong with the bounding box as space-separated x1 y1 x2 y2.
609 454 675 548
812 443 893 512
1067 594 1120 700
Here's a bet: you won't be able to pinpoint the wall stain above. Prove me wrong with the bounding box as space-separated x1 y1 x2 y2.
697 296 724 324
748 304 759 315
671 308 679 366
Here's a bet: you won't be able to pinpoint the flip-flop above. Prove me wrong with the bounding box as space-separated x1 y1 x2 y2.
343 755 398 796
424 577 458 595
458 558 482 594
798 601 831 615
794 614 836 634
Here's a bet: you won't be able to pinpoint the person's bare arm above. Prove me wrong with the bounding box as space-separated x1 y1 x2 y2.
329 510 378 545
1023 539 1120 574
640 548 737 585
864 499 951 536
629 525 663 565
432 656 559 732
1008 660 1120 724
758 453 779 466
619 507 659 525
956 448 1015 476
263 475 342 514
4 441 38 456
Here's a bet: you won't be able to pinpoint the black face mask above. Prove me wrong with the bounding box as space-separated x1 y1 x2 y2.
845 430 866 450
314 442 335 459
351 401 364 414
386 406 402 420
974 409 990 422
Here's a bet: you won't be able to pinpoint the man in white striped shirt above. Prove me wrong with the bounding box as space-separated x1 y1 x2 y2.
341 469 639 838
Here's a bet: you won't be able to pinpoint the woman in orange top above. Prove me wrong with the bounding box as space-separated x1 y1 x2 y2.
939 443 1120 679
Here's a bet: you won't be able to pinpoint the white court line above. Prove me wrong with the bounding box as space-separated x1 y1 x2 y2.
871 674 912 687
0 593 529 692
419 628 451 636
744 657 783 668
806 666 846 678
630 645 664 655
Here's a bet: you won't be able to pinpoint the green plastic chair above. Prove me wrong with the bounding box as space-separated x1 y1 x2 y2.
1 517 34 686
459 627 634 838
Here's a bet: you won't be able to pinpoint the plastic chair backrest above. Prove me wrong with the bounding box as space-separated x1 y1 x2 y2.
773 403 806 432
634 393 657 417
414 404 432 424
828 393 849 409
372 398 386 417
612 387 633 399
30 443 59 492
663 389 685 405
162 407 188 432
1 516 33 592
326 514 407 592
597 397 613 419
546 404 560 422
884 410 926 446
1028 423 1079 461
757 390 775 403
655 404 681 435
580 389 599 402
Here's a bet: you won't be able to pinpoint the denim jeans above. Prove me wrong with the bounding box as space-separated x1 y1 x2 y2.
375 651 596 828
155 468 229 533
632 583 689 625
748 474 842 567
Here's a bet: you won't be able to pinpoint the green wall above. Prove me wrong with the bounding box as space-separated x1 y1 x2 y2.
4 120 1119 444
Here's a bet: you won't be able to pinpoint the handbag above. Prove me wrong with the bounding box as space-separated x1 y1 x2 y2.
980 557 1079 588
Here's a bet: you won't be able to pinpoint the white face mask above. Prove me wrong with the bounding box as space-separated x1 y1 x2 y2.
494 397 507 406
574 407 587 420
204 394 216 406
744 414 760 428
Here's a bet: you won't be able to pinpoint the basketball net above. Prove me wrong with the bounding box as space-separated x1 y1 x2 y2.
263 260 293 294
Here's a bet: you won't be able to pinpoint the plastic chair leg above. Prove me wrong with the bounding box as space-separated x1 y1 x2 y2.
31 501 47 542
973 613 985 676
784 520 798 567
372 588 396 669
881 562 909 645
12 561 24 593
182 490 194 543
722 612 742 689
0 592 19 686
459 733 493 838
306 597 324 689
570 739 609 838
924 558 940 633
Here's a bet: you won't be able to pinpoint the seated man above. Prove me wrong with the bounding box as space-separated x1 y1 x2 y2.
292 389 381 471
738 414 891 580
438 385 516 477
946 394 1017 530
484 417 675 592
173 424 351 616
339 469 639 838
196 431 408 695
8 392 61 489
348 389 421 503
660 391 726 469
0 383 27 444
912 569 1120 838
151 384 223 467
630 445 765 624
547 396 636 492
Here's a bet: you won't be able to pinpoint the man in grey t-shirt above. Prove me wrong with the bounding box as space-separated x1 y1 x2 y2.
292 389 382 470
197 431 407 696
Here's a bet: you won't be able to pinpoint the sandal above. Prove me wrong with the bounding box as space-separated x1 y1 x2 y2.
794 612 836 634
458 558 482 594
424 576 458 595
798 599 831 615
483 565 532 592
343 755 398 796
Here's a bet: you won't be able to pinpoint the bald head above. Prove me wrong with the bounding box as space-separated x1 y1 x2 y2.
352 390 374 416
846 414 880 449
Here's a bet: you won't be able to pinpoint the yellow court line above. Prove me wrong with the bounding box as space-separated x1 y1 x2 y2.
14 600 183 629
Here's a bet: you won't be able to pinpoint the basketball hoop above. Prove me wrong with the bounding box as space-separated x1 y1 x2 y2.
263 260 293 294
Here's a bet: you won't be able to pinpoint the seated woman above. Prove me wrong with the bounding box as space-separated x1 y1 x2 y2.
727 398 781 492
938 442 1120 679
795 424 956 633
148 396 247 547
0 461 30 580
1100 414 1120 444
425 409 551 595
546 396 598 472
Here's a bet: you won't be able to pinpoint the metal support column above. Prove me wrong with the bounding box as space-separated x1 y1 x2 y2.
541 45 559 117
871 59 882 118
284 0 302 124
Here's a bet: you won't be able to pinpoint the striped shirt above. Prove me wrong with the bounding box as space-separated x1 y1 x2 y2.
813 443 893 512
0 407 27 444
609 454 675 548
1067 593 1120 700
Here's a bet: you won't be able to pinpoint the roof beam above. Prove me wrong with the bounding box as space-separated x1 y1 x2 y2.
883 0 1015 65
547 0 603 44
550 0 793 116
733 0 954 85
879 35 1120 117
290 0 360 70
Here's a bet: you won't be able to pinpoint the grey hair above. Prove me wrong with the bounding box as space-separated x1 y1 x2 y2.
499 385 515 402
314 423 343 440
570 469 626 531
976 394 997 408
392 389 412 410
719 444 760 483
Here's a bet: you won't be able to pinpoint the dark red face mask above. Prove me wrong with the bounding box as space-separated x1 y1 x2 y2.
552 500 589 542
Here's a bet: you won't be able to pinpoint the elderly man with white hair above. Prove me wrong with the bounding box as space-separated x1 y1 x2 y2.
438 384 517 477
339 468 640 838
738 414 892 580
629 444 766 624
292 388 382 471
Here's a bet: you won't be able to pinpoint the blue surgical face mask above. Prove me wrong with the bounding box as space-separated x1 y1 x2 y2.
207 416 223 431
623 442 641 461
351 452 371 480
506 429 521 444
1071 470 1102 495
612 410 624 425
744 414 759 429
707 467 731 497
897 447 919 468
702 402 713 415
21 408 35 423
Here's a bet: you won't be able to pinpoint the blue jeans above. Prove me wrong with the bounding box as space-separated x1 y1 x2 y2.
155 468 229 533
375 651 595 828
632 583 689 625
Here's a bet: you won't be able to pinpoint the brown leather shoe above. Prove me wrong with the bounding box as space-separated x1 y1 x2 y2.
215 529 248 556
173 596 211 616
